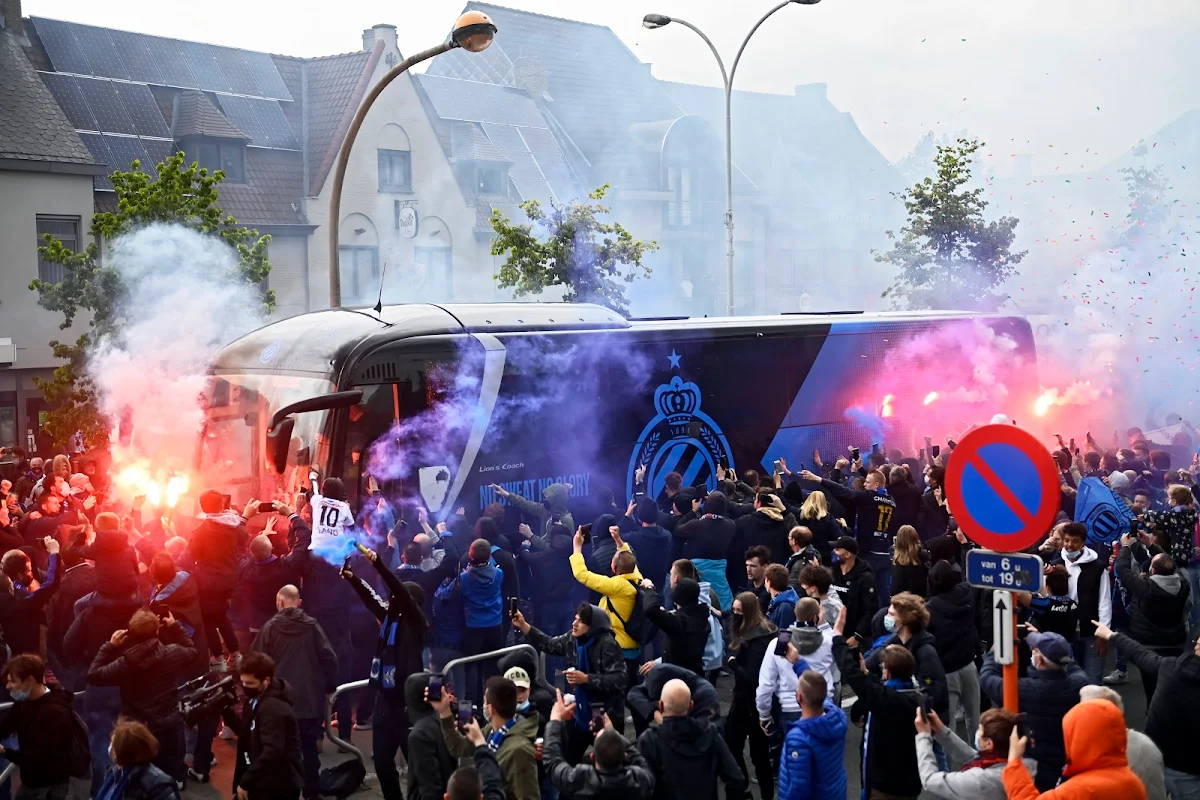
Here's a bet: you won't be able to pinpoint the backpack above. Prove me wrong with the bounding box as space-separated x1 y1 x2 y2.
703 612 724 671
66 706 92 779
607 579 651 644
318 756 366 798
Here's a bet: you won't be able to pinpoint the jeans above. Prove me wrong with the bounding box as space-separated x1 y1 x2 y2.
1189 564 1200 636
75 685 121 796
14 785 68 800
297 718 322 799
1166 768 1200 800
865 552 893 606
725 702 773 800
945 662 981 741
151 723 187 783
191 712 220 779
201 606 239 658
372 693 410 800
314 611 354 744
462 625 505 705
1073 635 1105 685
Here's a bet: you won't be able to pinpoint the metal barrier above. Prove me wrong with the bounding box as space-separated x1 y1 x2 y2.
324 643 540 767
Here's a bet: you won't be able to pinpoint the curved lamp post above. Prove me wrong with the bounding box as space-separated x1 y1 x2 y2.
327 11 497 307
643 0 820 317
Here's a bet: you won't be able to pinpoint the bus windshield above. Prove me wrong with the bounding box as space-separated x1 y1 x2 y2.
199 373 333 509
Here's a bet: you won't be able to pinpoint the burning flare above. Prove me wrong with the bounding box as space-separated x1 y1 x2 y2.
923 391 939 406
1033 381 1099 417
114 463 191 508
880 394 896 419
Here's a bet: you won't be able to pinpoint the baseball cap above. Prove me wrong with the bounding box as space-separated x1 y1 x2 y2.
503 666 531 690
833 535 859 555
1028 632 1072 665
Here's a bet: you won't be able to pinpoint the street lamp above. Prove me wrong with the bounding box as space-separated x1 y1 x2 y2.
327 11 497 307
643 0 820 316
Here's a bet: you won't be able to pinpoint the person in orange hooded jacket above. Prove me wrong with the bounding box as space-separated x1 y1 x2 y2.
1002 698 1147 799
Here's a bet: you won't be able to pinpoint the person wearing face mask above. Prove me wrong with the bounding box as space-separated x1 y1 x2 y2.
0 653 88 800
403 673 456 800
1052 523 1111 684
912 706 1035 799
827 536 878 648
723 593 776 800
866 591 948 718
796 564 843 628
979 631 1088 791
434 677 539 800
229 652 303 800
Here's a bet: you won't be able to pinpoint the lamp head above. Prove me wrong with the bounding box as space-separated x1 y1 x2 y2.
642 14 672 29
452 10 497 52
790 0 822 4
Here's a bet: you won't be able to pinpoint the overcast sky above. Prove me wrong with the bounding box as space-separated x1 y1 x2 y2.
25 0 1200 172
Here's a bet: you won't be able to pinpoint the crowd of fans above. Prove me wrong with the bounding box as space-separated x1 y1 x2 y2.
0 421 1196 800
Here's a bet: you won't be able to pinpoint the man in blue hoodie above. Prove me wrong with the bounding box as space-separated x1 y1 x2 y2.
777 669 848 800
765 564 800 630
460 538 505 705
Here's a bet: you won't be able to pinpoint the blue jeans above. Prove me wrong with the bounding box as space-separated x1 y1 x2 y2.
1073 636 1105 685
1166 767 1200 800
865 552 893 606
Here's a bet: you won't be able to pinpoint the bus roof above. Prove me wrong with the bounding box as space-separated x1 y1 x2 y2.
211 302 1017 379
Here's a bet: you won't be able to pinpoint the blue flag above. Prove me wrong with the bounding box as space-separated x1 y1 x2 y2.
1074 477 1134 549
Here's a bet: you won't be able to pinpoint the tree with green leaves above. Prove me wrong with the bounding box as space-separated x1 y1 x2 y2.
489 184 658 316
1119 143 1171 244
876 137 1025 312
30 152 273 450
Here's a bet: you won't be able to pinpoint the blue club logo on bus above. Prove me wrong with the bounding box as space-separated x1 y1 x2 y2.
626 373 734 503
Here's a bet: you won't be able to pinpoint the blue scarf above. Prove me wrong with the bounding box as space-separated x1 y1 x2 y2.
487 716 518 752
573 634 596 731
97 767 132 800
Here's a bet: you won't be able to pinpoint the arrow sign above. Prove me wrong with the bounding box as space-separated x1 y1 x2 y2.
992 590 1015 665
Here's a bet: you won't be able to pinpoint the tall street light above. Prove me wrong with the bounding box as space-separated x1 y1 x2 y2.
644 0 820 317
327 11 498 307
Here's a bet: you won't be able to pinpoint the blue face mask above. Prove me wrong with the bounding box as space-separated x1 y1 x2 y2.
1063 548 1083 562
883 615 897 633
9 688 30 702
831 552 841 564
516 700 530 713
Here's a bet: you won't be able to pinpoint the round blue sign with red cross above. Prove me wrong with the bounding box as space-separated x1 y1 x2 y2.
944 424 1061 552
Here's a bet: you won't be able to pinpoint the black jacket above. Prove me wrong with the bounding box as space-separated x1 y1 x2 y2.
979 652 1089 790
728 627 775 708
252 607 339 720
46 562 96 687
1111 633 1200 776
890 480 923 531
71 529 139 599
919 492 951 541
626 664 720 728
404 673 457 800
673 514 736 562
889 553 929 599
147 571 209 677
543 720 654 799
498 649 555 724
834 636 923 797
517 530 576 604
99 764 179 800
524 605 627 721
925 581 980 672
643 581 711 676
0 683 79 788
796 515 843 565
865 629 948 718
735 508 793 569
0 552 61 656
1116 547 1191 649
182 516 247 610
344 554 427 698
637 715 745 800
830 557 877 642
231 678 304 797
86 622 198 729
234 556 302 632
813 480 899 555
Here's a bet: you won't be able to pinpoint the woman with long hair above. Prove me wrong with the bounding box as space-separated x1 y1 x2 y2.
890 525 930 598
799 490 844 565
724 592 778 800
97 720 180 800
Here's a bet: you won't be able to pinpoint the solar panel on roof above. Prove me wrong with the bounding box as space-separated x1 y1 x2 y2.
76 77 136 135
179 41 230 93
103 134 151 175
40 73 98 131
78 132 114 190
31 18 93 76
418 75 546 128
140 139 177 179
533 150 573 181
213 48 260 96
549 181 582 204
216 95 296 149
113 83 169 138
242 51 292 101
505 151 542 178
108 30 162 85
144 37 197 89
481 123 527 153
253 98 298 149
69 23 130 80
510 174 556 207
518 127 559 154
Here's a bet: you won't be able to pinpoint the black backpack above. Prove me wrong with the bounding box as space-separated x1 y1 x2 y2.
319 757 366 799
608 579 651 644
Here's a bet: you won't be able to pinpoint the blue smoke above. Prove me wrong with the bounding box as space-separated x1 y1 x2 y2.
842 405 889 445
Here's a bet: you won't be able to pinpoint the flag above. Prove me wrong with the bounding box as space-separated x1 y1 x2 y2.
1074 477 1134 549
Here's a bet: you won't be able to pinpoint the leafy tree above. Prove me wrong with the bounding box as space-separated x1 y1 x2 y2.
30 152 273 450
1119 143 1171 244
876 137 1025 312
489 184 658 316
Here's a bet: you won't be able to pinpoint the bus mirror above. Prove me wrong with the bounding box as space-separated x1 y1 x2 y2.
267 417 295 475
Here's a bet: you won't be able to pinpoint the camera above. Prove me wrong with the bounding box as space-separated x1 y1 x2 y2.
178 674 239 727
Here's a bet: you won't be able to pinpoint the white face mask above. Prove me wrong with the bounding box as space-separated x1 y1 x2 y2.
974 730 983 751
1063 548 1083 561
1030 653 1040 670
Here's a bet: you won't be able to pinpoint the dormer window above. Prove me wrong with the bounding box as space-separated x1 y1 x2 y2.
476 166 507 196
179 137 246 184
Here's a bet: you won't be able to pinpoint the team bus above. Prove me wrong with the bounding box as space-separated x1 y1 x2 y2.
199 304 1036 524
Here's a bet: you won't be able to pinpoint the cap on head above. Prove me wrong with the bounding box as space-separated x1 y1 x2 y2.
834 535 858 555
503 666 531 690
1028 631 1071 666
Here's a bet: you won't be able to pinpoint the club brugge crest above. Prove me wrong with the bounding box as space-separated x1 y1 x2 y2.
626 356 734 504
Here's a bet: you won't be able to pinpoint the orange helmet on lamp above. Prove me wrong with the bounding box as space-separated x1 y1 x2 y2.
452 11 497 53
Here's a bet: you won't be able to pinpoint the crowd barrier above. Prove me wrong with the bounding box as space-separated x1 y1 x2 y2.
324 643 540 767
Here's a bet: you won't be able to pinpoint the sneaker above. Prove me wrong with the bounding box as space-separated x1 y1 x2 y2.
187 768 210 784
354 719 372 731
210 657 228 674
176 780 186 792
219 723 237 740
1103 669 1128 685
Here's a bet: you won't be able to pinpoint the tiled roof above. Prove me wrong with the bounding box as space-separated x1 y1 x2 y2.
0 31 92 164
218 147 305 226
302 45 381 196
450 122 507 162
172 90 248 139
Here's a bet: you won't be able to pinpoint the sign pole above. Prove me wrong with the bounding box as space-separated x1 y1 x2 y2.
1003 599 1019 713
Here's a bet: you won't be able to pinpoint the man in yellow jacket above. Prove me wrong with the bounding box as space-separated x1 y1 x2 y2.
570 525 645 690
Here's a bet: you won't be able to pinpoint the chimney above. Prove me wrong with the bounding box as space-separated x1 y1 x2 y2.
513 55 550 100
362 23 397 54
0 0 23 33
1013 154 1032 179
794 82 827 104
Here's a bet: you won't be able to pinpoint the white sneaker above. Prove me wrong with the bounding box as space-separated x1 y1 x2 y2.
1102 669 1127 685
219 724 237 740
